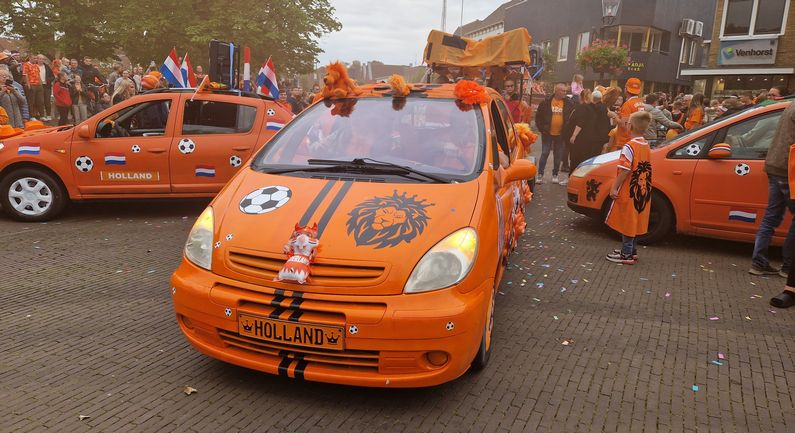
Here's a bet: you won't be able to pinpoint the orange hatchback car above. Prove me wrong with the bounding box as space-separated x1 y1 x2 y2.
567 99 792 244
0 89 292 221
170 82 536 387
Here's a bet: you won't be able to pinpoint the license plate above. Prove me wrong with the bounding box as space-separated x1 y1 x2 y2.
238 313 344 351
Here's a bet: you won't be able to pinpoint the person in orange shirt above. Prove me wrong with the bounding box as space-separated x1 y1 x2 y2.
684 93 705 130
612 77 646 153
21 55 45 119
605 110 653 264
535 82 574 184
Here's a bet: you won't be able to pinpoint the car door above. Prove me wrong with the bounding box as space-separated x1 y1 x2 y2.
490 101 521 259
690 109 784 235
170 94 260 193
70 96 175 194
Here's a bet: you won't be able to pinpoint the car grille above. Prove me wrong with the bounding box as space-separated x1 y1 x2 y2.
568 193 578 203
227 250 387 287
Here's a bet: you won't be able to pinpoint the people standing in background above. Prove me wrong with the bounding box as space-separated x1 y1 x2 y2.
52 72 72 125
768 85 788 100
503 79 531 124
0 69 26 128
107 62 122 95
287 87 307 115
70 75 89 124
684 93 705 130
571 74 584 103
22 54 45 120
568 89 611 173
671 101 685 125
612 77 645 156
643 93 683 142
739 91 755 109
111 78 135 105
534 82 574 184
38 55 54 122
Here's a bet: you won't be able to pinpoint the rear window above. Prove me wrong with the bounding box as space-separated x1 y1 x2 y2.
182 100 257 135
253 98 485 179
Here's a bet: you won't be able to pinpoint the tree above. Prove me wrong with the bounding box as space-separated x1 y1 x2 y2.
576 39 630 85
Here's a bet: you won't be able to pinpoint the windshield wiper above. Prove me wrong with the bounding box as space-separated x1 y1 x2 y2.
306 158 449 183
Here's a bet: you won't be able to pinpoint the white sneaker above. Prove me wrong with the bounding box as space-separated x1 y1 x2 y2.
536 174 544 184
559 178 569 186
552 175 559 184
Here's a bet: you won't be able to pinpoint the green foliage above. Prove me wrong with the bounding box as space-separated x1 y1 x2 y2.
575 39 630 77
0 0 341 75
541 48 556 83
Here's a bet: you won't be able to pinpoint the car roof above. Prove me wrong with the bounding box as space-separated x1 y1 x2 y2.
353 82 502 101
141 87 274 101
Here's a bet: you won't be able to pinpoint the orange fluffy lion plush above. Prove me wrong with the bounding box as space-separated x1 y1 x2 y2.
314 62 362 102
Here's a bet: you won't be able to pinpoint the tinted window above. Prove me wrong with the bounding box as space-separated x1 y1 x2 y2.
722 111 782 159
724 0 753 36
182 100 256 135
755 0 787 34
96 100 171 138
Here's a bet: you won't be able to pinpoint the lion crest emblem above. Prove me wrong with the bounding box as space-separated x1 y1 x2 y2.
629 161 652 213
347 191 433 248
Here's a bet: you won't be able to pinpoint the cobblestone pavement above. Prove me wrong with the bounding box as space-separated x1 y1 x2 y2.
1 182 794 432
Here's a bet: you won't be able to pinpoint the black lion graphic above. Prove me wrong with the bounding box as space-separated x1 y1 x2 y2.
585 179 602 201
629 161 652 213
347 191 433 249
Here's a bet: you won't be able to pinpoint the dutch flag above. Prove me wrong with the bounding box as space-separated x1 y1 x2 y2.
104 152 126 165
256 56 279 99
180 52 197 88
728 208 757 223
195 165 216 177
266 122 285 131
18 144 40 155
159 48 185 88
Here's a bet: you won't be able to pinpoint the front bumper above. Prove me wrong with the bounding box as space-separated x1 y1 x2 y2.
171 259 492 388
566 174 608 219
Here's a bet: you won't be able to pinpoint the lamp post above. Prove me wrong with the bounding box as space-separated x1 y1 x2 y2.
601 0 621 26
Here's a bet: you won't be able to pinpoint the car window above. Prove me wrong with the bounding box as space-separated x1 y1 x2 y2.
670 134 713 158
96 100 171 138
494 100 519 162
182 100 257 135
722 111 783 160
490 102 511 160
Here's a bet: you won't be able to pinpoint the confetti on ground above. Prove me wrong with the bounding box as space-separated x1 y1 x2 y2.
718 353 725 359
532 297 541 302
640 277 649 281
745 316 752 320
78 415 91 421
769 309 777 314
561 340 571 346
750 281 756 286
536 283 544 288
498 291 505 295
692 385 699 392
711 360 724 366
560 287 567 293
665 292 671 297
709 316 720 321
583 279 589 283
553 315 558 320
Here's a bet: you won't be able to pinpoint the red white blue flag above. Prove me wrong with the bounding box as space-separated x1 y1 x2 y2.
257 56 279 99
180 52 197 88
160 48 185 88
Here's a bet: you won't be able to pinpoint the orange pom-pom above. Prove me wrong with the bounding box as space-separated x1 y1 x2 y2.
514 123 538 151
454 80 489 105
388 74 411 97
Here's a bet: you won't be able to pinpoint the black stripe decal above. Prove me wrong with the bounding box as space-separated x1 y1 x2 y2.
316 181 353 238
274 289 286 297
277 358 292 377
299 179 336 227
270 295 285 307
269 308 285 319
294 359 309 380
292 292 304 299
287 310 304 322
290 298 304 308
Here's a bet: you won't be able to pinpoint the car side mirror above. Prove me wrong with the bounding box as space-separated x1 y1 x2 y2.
77 124 91 139
707 143 732 159
500 159 537 186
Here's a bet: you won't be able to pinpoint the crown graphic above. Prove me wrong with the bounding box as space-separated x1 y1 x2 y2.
242 320 253 332
326 333 339 344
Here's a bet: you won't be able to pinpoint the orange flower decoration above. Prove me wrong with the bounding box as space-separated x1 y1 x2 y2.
454 80 489 105
388 74 411 97
514 123 538 152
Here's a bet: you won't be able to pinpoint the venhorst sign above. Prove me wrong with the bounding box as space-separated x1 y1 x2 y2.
719 38 778 65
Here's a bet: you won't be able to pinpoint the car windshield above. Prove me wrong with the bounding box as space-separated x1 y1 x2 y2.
252 98 485 180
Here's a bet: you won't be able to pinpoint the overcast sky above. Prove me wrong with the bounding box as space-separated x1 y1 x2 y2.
318 0 506 66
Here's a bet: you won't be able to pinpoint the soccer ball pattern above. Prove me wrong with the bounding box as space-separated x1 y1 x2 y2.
685 143 701 156
131 145 141 153
75 156 94 172
225 234 233 241
266 108 276 116
239 186 292 215
735 163 751 176
178 138 196 154
229 155 242 167
445 322 455 331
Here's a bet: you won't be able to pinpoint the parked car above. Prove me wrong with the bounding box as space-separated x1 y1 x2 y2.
171 82 537 387
566 99 792 245
0 89 293 221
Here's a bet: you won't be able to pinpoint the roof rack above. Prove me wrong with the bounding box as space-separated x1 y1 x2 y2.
141 87 274 101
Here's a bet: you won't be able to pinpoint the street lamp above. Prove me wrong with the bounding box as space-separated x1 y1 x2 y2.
602 0 621 25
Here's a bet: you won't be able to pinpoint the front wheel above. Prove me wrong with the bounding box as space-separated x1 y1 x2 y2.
0 168 68 222
470 289 495 371
638 191 674 245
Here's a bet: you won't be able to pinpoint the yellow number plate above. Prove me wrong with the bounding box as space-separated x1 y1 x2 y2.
238 314 344 351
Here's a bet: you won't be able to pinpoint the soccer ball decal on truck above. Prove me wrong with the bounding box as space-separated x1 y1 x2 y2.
178 138 196 154
735 163 750 176
239 186 292 214
74 156 94 172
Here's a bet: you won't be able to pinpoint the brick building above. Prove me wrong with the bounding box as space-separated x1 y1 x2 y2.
681 0 793 98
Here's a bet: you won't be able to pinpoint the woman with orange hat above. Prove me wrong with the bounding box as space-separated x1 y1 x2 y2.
612 77 646 153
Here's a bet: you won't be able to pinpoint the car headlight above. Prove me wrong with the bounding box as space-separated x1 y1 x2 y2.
404 228 478 294
185 206 214 270
571 164 600 178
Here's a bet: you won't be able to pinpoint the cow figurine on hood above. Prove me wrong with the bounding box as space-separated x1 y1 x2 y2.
275 223 319 284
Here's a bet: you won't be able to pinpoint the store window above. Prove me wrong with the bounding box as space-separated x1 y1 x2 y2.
722 0 789 37
576 32 590 52
558 36 569 61
541 40 552 55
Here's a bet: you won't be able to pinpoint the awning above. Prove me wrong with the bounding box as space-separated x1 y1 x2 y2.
680 67 795 76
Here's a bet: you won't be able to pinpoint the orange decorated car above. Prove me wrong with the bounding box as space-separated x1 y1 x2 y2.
170 82 537 387
567 99 792 244
0 89 293 221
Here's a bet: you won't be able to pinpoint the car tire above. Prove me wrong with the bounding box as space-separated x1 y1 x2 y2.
638 191 674 245
471 289 495 371
0 167 68 222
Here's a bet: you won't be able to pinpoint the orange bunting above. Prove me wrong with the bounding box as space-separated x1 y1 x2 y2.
454 80 489 105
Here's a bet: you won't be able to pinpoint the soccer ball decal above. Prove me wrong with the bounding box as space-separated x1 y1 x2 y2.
178 138 196 154
266 108 276 116
131 145 141 153
74 156 94 172
735 163 751 176
229 155 242 167
239 186 292 215
685 143 701 156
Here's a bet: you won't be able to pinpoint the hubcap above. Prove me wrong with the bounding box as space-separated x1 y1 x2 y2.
8 177 53 216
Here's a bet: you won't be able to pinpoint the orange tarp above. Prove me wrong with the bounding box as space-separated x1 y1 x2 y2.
424 28 532 68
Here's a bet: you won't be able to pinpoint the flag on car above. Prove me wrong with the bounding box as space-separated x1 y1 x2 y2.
728 208 757 223
180 52 197 88
257 56 279 99
159 48 185 88
104 152 126 165
243 47 251 92
195 165 216 177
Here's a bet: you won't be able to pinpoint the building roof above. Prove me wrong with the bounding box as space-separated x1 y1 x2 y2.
454 0 524 36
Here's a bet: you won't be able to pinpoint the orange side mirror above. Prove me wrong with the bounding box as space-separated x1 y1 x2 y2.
500 159 536 186
77 124 91 139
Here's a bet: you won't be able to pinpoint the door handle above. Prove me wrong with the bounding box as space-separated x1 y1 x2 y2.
232 146 251 151
148 148 167 154
673 170 682 175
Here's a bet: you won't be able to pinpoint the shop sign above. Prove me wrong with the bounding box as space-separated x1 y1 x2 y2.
627 59 645 73
719 39 778 65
